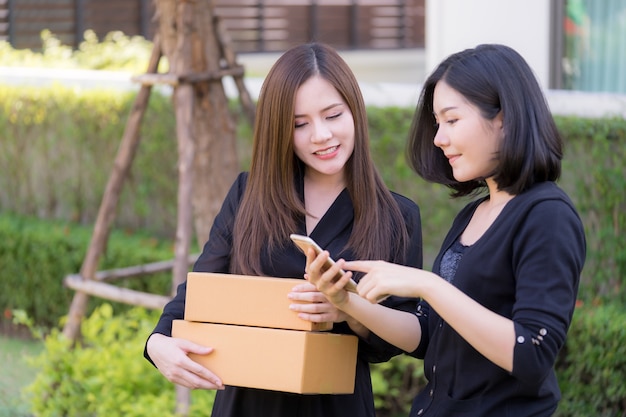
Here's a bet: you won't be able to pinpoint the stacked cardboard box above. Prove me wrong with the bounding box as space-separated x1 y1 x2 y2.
172 272 359 394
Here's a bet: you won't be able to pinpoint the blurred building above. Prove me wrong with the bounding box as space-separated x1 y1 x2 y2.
426 0 626 94
0 0 425 51
0 0 624 94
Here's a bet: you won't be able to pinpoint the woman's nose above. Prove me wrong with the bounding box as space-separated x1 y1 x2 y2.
433 128 448 148
311 121 332 143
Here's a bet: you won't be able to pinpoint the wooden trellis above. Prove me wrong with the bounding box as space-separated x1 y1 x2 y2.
61 2 256 414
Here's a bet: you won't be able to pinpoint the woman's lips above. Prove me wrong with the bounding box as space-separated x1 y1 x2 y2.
314 145 339 157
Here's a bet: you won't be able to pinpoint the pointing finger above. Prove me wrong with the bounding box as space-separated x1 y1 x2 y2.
343 260 374 273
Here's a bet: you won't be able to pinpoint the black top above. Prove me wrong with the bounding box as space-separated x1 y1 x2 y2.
409 182 586 417
145 171 423 417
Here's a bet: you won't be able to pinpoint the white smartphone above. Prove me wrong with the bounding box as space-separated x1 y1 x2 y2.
289 234 358 293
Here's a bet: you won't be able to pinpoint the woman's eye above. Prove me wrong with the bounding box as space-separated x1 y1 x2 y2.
327 112 341 120
295 121 306 129
446 119 458 125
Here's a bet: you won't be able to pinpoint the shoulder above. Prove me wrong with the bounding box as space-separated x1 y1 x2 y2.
513 182 580 219
234 171 249 188
519 181 571 203
218 171 250 212
509 184 586 275
390 191 420 214
510 183 585 251
227 171 249 197
390 191 422 229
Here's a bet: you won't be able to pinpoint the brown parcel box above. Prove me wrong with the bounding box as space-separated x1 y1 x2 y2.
172 320 358 394
184 272 332 331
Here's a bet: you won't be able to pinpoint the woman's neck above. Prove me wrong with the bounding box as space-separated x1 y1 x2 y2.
485 178 515 207
303 173 346 234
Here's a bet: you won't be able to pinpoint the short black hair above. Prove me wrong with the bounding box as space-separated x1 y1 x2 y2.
407 44 562 197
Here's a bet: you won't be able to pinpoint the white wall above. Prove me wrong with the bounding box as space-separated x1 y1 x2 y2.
425 0 552 89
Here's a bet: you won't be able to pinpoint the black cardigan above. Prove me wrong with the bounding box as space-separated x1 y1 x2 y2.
146 171 423 417
409 182 586 417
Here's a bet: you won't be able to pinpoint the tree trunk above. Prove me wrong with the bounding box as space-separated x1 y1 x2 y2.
155 0 239 282
152 1 240 414
190 3 239 248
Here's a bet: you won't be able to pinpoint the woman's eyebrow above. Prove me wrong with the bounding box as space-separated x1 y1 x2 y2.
295 102 344 118
434 106 458 117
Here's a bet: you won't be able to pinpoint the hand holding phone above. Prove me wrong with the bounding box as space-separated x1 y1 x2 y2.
290 234 358 293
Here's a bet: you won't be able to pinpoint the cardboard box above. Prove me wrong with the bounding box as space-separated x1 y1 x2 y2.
185 272 332 331
172 320 358 394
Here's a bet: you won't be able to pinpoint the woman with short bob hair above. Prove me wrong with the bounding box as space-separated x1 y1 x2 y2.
408 43 562 197
306 44 586 417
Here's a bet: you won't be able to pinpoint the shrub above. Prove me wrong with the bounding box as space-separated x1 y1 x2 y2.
0 214 176 329
555 117 626 303
19 302 625 417
0 30 165 73
555 302 626 417
1 91 625 326
17 304 214 417
371 355 426 417
0 85 179 236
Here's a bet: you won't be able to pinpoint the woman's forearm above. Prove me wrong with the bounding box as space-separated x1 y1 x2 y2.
342 294 421 352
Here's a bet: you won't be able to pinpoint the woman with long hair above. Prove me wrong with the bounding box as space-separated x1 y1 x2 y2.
145 42 423 417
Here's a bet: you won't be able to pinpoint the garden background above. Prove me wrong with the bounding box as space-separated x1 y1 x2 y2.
0 32 624 417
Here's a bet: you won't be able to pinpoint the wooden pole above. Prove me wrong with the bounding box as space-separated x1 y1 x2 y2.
171 0 196 298
61 0 252 410
214 14 256 126
64 275 171 310
69 254 198 282
170 1 195 413
62 36 163 342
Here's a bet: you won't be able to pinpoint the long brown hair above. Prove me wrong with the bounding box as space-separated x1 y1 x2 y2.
231 42 409 275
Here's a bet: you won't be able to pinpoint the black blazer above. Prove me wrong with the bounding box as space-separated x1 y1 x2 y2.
409 182 586 417
146 171 423 417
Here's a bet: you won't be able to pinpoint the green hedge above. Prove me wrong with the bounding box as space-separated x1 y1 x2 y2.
15 305 215 417
0 86 626 301
0 214 175 329
554 302 626 417
0 30 161 73
16 301 624 417
555 117 626 303
0 85 180 237
0 85 624 328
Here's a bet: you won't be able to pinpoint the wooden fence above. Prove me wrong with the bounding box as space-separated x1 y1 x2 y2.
0 0 424 52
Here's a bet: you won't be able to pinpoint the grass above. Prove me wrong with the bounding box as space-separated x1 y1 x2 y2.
0 334 42 417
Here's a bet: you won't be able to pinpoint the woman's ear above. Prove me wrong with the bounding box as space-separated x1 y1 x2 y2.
494 110 504 130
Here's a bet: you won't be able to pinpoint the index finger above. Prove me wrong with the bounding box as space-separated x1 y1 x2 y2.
291 281 318 292
189 360 225 390
343 260 375 273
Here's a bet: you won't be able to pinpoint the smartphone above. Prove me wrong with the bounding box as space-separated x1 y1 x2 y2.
289 234 358 293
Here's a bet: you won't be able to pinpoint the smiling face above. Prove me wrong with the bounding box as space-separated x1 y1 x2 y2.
432 80 503 184
293 75 355 184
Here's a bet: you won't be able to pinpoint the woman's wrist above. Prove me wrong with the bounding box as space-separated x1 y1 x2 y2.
345 315 369 338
